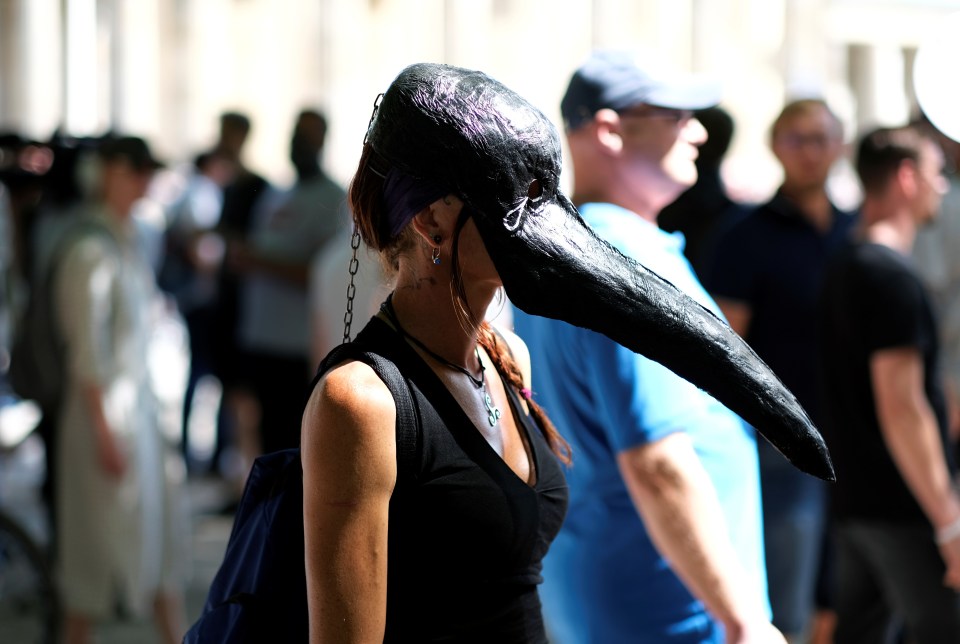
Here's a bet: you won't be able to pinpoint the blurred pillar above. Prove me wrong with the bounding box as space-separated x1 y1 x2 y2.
182 0 233 154
712 0 788 202
0 1 17 127
692 0 735 73
111 0 162 141
590 0 693 68
64 0 98 135
655 0 694 71
849 44 909 127
154 0 183 160
323 0 373 184
782 0 829 97
13 0 63 139
443 0 493 68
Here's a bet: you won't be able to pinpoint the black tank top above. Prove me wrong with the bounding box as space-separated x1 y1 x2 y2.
350 317 568 643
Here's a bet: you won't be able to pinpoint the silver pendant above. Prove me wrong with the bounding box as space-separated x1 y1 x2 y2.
483 389 502 427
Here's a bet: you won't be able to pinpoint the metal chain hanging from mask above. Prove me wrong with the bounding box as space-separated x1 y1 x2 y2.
341 225 361 344
343 93 385 344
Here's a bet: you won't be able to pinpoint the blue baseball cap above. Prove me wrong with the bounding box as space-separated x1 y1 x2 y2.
561 50 722 130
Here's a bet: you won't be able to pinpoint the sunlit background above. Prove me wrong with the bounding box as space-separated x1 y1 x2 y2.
2 0 959 204
4 2 960 639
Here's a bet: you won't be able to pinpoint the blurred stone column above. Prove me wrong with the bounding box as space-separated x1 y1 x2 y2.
323 0 372 184
111 0 162 142
12 0 63 138
590 0 693 68
849 43 909 128
782 0 830 96
64 0 98 135
181 0 233 156
701 0 787 201
0 1 17 127
443 0 493 68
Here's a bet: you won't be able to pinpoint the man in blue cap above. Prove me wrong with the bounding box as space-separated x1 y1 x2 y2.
514 51 781 642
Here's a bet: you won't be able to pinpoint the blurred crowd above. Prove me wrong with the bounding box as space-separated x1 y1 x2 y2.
0 108 366 643
2 58 960 644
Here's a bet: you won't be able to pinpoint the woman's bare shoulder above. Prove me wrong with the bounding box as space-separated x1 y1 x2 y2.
314 360 395 413
301 360 398 485
495 325 531 387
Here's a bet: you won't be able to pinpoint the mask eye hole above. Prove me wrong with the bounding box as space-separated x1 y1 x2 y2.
505 177 549 233
527 179 543 202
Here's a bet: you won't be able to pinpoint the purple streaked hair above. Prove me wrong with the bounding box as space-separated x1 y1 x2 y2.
381 166 449 238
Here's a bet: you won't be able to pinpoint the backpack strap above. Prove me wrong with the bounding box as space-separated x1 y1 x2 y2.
47 218 121 283
41 217 122 334
311 344 419 478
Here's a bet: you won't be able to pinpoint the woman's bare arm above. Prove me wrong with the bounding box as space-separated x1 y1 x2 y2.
301 361 398 643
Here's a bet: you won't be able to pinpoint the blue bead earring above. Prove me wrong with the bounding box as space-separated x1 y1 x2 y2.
432 235 442 265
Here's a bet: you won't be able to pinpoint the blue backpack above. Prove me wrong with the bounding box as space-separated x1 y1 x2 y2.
183 343 419 643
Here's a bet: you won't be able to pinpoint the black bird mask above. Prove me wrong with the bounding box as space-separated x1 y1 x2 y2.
366 62 834 481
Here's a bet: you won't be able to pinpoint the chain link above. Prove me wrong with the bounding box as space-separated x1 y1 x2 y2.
343 91 383 343
342 225 362 344
363 93 384 145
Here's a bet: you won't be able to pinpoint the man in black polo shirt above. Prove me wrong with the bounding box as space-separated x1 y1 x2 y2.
819 125 960 642
708 99 855 642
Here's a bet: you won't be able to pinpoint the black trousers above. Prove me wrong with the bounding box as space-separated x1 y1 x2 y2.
238 351 312 455
834 519 960 644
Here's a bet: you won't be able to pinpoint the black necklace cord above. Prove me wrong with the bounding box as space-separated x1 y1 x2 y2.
382 294 485 389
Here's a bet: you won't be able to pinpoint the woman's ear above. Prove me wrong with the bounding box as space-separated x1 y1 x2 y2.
411 194 463 245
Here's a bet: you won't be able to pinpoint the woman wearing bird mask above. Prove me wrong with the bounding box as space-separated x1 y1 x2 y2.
301 63 833 643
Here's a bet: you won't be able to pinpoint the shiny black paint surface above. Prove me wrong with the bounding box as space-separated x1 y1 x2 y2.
367 63 834 481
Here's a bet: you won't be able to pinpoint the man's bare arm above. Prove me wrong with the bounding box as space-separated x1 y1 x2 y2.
871 347 960 588
80 382 126 478
714 297 752 338
617 433 784 643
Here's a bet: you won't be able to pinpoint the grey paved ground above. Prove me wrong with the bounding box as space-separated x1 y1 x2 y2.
95 480 234 644
0 435 235 643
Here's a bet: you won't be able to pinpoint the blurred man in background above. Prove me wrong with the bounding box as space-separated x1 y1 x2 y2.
819 125 960 643
514 51 779 643
658 105 744 280
708 99 855 642
54 136 185 644
229 109 348 462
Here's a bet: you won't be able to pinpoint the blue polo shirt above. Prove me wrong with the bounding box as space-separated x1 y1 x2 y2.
514 203 768 643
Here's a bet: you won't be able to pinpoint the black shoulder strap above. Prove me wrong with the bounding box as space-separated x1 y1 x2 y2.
313 343 419 476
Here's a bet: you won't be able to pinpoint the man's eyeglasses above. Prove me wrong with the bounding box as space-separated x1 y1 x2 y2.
617 106 694 124
774 132 838 151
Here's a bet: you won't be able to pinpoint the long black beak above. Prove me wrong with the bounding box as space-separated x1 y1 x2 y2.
478 194 835 481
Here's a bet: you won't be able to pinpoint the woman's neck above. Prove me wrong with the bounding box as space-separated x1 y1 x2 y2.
388 272 495 368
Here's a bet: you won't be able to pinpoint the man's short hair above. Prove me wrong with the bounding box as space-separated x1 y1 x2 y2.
771 98 842 141
856 125 930 195
297 109 328 138
298 109 327 128
695 107 734 166
220 111 251 134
